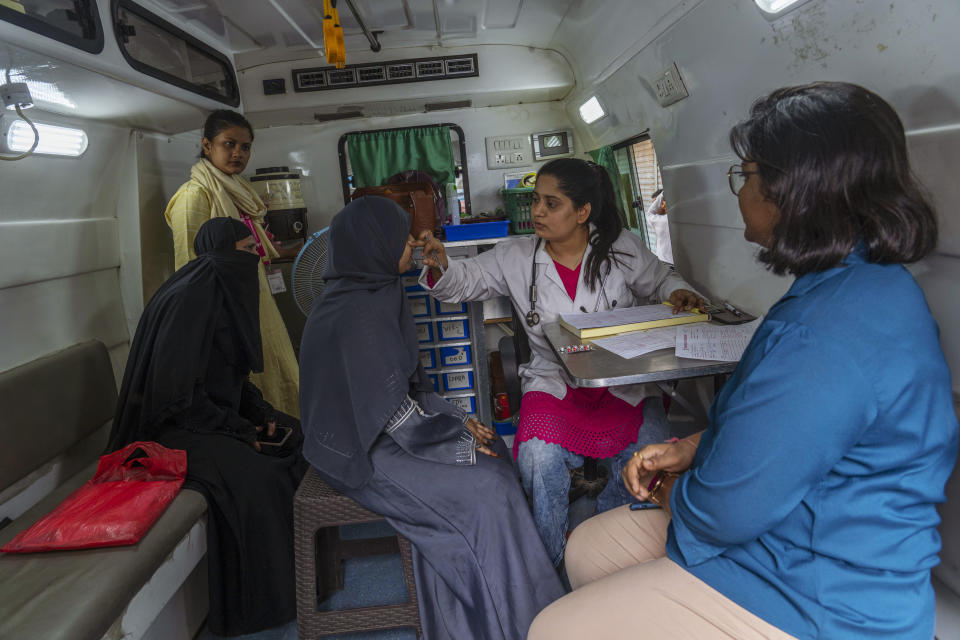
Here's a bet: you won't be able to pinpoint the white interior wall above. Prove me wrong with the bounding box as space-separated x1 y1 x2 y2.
0 110 133 383
135 132 202 304
248 101 576 233
556 0 960 391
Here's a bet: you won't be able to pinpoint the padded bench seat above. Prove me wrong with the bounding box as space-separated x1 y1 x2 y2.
0 341 209 640
0 467 207 640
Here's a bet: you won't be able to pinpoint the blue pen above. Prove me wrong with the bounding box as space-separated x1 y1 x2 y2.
629 501 662 511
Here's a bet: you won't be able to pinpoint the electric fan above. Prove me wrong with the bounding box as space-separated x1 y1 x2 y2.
291 227 330 316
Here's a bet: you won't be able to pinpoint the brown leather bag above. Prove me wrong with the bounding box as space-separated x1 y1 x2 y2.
350 183 438 238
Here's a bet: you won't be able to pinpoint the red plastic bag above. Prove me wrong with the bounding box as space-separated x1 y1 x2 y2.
1 441 187 553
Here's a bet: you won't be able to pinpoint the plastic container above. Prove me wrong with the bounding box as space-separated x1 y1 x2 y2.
501 187 535 234
446 182 460 225
442 221 509 241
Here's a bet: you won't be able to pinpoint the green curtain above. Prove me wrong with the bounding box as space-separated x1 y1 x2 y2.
347 126 456 188
589 145 636 230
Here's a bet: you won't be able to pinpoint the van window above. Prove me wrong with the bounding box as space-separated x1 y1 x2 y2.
113 0 239 106
0 0 104 54
610 136 666 256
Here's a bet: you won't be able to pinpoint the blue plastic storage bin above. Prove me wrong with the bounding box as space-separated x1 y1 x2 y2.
408 294 431 317
439 345 471 367
442 370 474 392
419 348 436 370
443 221 509 241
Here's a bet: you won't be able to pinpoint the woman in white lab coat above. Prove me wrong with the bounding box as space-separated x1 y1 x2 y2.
419 158 702 567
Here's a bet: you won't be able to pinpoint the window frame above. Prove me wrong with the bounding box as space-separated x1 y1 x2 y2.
111 0 239 107
0 0 105 54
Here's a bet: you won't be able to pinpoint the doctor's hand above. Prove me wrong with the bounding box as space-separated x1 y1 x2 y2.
668 289 705 314
415 231 449 280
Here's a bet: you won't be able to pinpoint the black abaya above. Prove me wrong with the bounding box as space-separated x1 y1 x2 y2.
300 198 564 639
108 218 306 636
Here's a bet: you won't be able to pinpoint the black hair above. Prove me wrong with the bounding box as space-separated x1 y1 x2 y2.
536 158 629 291
729 81 937 276
199 109 254 160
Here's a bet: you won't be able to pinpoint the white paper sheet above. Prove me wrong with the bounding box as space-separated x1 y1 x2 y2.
559 304 698 330
592 327 678 359
675 318 763 362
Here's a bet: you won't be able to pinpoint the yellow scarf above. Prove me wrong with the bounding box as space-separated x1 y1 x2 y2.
190 159 279 259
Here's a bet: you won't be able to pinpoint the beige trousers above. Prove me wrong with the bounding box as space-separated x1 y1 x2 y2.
527 505 797 640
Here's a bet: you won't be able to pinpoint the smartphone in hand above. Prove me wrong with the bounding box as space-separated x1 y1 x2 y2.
629 500 662 511
257 426 293 448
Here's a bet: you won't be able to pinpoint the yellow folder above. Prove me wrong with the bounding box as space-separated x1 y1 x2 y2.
558 302 708 339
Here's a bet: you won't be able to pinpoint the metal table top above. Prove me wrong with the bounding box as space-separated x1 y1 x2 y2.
543 322 738 388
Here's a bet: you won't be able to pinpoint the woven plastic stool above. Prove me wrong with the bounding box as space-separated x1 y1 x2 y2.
294 467 422 639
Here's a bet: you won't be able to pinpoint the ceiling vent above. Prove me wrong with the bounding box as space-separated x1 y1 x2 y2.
314 109 364 122
326 68 357 87
415 59 445 78
293 54 478 93
425 100 472 112
296 70 326 90
445 57 476 76
386 63 415 81
357 66 386 84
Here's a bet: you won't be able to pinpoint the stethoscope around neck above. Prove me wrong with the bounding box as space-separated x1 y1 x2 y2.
525 237 614 327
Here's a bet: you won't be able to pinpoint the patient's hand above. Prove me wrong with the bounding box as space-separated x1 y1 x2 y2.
465 417 497 446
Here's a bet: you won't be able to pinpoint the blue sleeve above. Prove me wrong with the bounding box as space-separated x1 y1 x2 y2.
670 321 878 565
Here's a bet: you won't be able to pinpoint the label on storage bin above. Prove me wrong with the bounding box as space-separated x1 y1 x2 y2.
415 322 434 343
438 319 469 340
408 294 430 317
435 300 467 315
440 345 471 366
428 374 440 392
443 371 474 391
402 273 424 291
447 395 476 414
419 349 436 370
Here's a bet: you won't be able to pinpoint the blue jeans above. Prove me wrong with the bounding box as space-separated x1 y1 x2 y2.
515 397 671 567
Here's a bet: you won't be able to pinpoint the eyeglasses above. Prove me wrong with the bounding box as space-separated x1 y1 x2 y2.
727 164 761 196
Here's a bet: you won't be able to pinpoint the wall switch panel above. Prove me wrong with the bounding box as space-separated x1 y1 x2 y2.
485 135 532 169
654 62 689 107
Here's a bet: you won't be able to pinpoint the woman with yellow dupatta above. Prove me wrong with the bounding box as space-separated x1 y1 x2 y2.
164 109 299 417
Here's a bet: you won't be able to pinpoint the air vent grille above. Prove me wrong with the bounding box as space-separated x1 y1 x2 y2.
293 54 478 93
357 66 386 84
387 63 415 80
416 60 445 78
296 70 326 90
445 57 476 76
326 68 357 86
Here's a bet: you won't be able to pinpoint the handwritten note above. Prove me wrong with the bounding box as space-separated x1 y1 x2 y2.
675 318 762 362
592 327 678 359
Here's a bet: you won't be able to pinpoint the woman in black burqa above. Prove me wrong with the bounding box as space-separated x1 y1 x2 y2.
300 197 565 640
107 217 307 637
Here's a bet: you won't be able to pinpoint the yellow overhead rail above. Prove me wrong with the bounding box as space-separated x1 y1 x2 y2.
323 0 346 68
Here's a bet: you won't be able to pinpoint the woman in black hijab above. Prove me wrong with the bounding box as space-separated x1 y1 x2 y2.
300 197 564 640
108 217 307 637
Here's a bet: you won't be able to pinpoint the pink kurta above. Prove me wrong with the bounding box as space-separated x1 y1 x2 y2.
513 260 645 459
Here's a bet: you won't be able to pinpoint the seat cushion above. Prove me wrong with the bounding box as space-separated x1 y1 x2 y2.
0 461 207 640
0 340 117 493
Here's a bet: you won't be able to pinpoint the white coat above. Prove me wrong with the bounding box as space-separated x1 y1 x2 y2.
420 228 698 405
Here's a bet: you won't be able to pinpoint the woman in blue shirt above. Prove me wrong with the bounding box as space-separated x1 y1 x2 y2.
527 82 958 639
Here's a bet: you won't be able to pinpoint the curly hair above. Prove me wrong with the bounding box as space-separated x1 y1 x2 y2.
729 81 937 276
536 158 629 290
